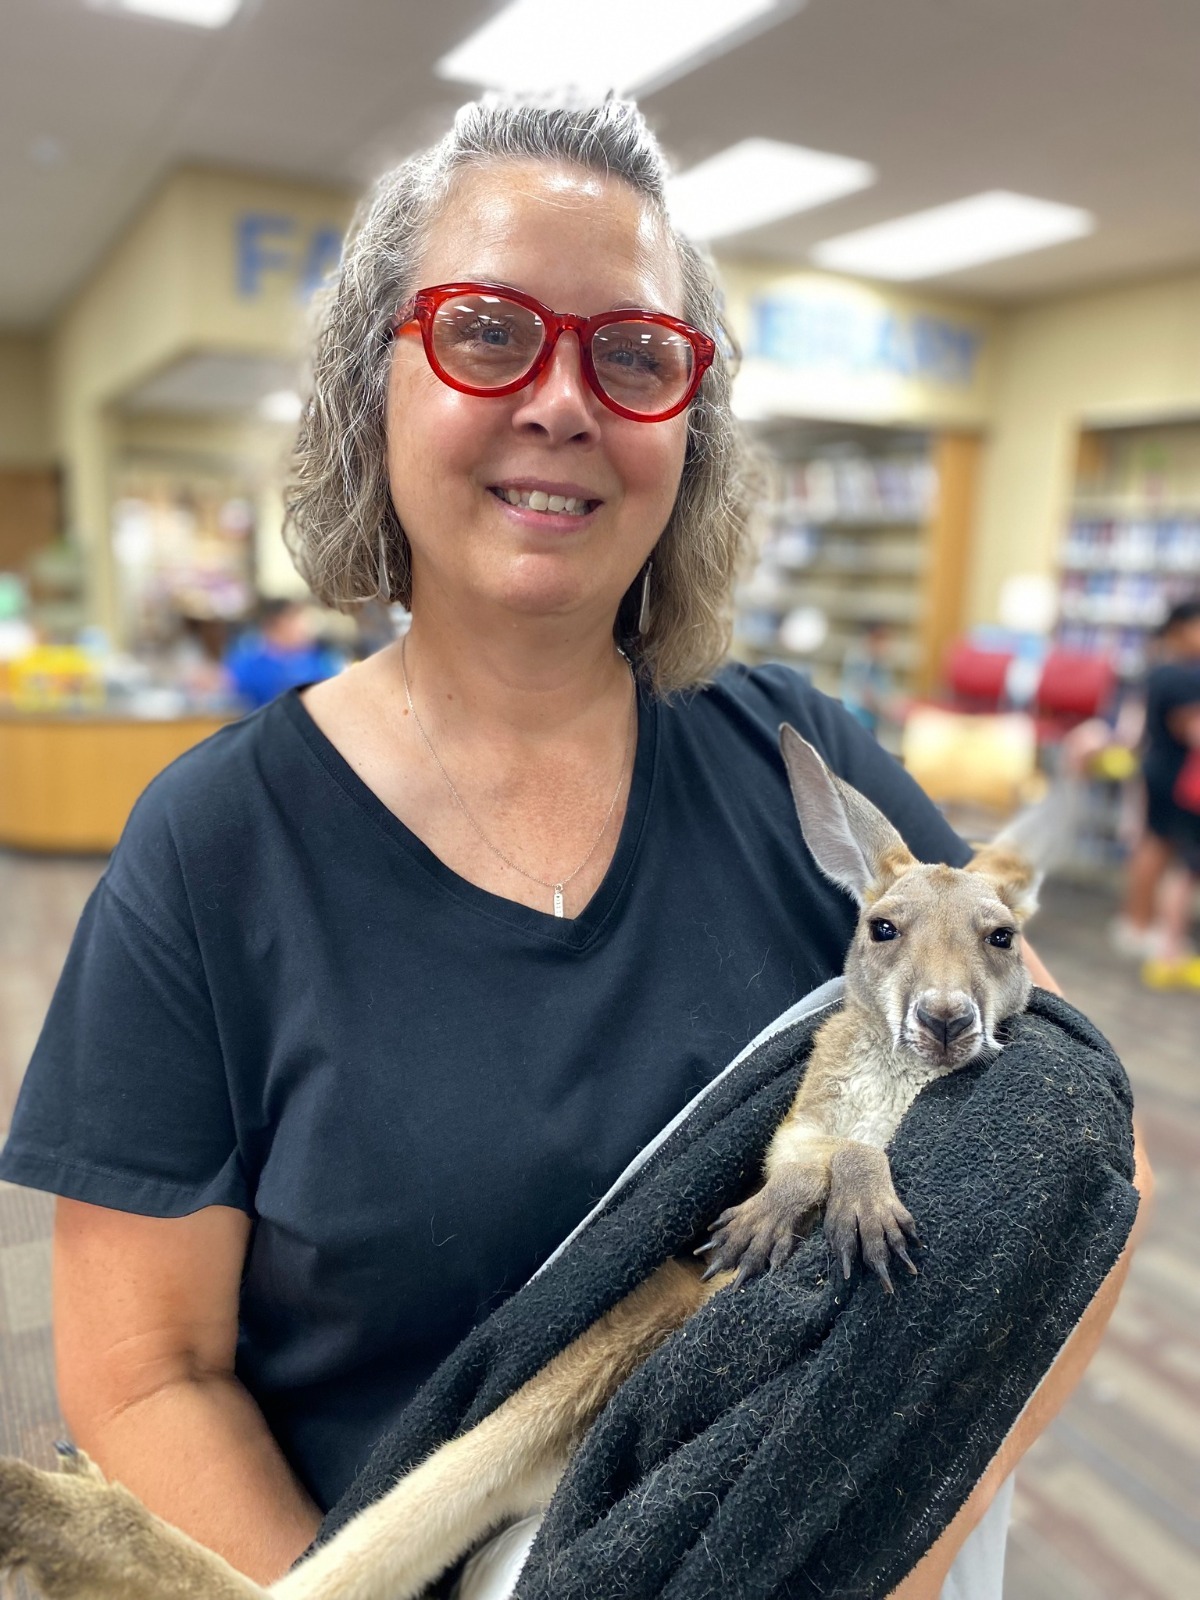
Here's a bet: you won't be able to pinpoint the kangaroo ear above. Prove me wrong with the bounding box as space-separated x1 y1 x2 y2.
779 724 915 905
967 782 1076 921
966 844 1042 921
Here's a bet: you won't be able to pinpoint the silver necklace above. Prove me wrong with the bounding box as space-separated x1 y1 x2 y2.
400 635 637 918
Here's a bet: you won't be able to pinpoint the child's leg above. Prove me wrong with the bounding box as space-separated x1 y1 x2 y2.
1155 863 1196 963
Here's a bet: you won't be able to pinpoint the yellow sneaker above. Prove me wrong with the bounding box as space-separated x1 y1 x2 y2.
1141 957 1189 989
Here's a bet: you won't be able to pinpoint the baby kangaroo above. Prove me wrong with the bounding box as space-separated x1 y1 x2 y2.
0 727 1042 1600
701 723 1040 1294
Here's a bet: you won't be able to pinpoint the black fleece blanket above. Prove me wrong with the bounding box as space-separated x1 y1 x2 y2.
318 987 1137 1599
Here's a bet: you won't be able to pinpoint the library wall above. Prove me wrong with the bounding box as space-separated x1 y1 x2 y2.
969 268 1200 628
48 165 352 637
718 261 997 429
0 336 57 580
0 334 52 466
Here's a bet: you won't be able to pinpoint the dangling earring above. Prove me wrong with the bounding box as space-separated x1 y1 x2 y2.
377 527 391 603
637 559 653 635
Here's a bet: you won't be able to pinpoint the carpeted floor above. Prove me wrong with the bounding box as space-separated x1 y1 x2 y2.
0 1181 56 1463
0 853 98 1481
1 849 1197 1597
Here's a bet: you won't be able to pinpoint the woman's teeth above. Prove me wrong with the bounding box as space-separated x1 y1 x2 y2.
494 487 592 515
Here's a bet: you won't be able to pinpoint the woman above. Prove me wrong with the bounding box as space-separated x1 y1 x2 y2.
0 99 1146 1596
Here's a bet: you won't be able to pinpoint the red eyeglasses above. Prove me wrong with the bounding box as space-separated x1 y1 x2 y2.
392 282 715 422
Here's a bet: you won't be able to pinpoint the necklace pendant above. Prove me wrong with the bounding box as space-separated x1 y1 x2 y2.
553 884 564 918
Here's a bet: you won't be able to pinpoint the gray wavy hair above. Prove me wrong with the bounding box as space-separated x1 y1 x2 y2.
283 97 754 696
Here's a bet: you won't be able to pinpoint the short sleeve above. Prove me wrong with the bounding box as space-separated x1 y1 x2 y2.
0 873 250 1217
1154 663 1200 717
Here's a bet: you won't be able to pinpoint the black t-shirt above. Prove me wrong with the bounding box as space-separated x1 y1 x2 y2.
1143 658 1200 791
0 663 967 1511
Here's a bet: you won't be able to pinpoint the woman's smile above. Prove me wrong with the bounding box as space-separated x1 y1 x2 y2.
486 478 604 533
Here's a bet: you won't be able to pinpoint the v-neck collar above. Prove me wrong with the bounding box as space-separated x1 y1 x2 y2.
278 682 659 951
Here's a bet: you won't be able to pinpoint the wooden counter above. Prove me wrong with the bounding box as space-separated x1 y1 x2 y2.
0 710 232 853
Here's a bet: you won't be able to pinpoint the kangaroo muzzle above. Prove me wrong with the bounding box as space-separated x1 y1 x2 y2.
907 990 981 1064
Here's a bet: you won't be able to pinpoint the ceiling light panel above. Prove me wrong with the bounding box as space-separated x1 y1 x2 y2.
87 0 244 27
668 139 875 241
259 390 304 424
436 0 803 99
811 190 1095 281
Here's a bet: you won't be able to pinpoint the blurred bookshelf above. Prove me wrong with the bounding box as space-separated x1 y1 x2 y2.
1057 419 1200 678
734 420 979 700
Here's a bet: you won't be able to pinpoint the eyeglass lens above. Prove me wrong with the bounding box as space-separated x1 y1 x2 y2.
429 292 695 416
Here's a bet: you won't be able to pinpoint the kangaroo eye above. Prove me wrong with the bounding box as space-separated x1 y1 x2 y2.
869 919 899 942
986 927 1015 949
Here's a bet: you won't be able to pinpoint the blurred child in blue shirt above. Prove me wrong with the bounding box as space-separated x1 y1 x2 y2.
225 598 342 709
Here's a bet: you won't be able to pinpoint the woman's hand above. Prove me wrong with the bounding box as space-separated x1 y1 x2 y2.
53 1199 321 1583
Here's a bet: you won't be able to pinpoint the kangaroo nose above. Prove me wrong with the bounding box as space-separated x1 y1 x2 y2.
915 1003 975 1049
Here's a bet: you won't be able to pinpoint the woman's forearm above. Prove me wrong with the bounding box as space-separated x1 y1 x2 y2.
888 1121 1153 1598
68 1370 321 1584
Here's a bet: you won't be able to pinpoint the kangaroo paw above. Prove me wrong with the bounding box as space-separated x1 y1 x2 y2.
0 1454 263 1600
824 1146 919 1293
697 1173 821 1287
0 1454 118 1599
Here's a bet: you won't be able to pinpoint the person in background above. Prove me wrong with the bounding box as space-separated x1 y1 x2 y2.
1113 596 1200 985
224 597 343 709
839 618 902 739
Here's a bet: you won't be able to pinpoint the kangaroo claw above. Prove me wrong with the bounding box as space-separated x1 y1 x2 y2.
700 1177 822 1288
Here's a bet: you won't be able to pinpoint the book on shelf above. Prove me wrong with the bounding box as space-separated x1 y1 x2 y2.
1062 513 1200 573
776 454 936 525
